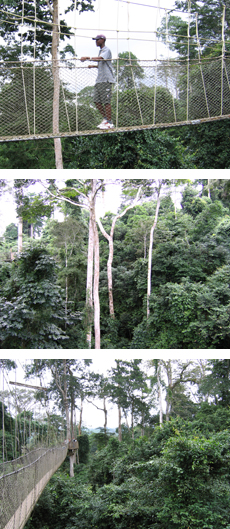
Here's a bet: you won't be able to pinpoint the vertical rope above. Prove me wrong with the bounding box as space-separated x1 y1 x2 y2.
61 80 71 132
166 9 177 122
186 0 191 121
127 1 144 125
196 12 210 117
116 0 119 127
153 2 160 124
221 4 226 116
224 63 230 91
166 8 169 88
74 0 78 133
33 0 37 135
15 369 17 459
21 0 31 135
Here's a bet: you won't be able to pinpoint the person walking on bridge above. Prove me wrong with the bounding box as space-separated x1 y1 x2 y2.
81 35 115 130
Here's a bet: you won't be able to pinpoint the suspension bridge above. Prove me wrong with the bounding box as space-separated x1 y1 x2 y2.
0 371 79 529
0 445 68 529
0 0 229 142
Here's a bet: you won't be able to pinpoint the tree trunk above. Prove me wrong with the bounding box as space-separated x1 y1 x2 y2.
71 393 74 440
18 217 23 254
141 409 144 437
103 397 107 435
147 187 162 319
208 178 211 199
131 400 134 440
86 214 94 348
65 242 68 326
78 397 83 436
69 453 75 477
63 361 71 440
52 0 63 169
157 362 163 427
164 360 173 422
97 185 142 319
118 403 122 442
93 213 100 349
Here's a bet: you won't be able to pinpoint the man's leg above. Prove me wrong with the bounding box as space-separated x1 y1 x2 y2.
95 102 105 117
105 104 112 122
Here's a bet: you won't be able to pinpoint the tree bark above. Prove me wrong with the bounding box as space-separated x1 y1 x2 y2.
118 403 122 442
103 397 107 435
157 361 163 427
97 185 142 319
69 453 75 477
86 214 94 348
93 214 100 349
52 0 63 169
51 361 70 440
18 217 23 254
78 397 83 436
165 360 172 421
147 184 162 319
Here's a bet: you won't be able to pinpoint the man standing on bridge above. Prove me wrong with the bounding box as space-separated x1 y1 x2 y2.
80 35 115 130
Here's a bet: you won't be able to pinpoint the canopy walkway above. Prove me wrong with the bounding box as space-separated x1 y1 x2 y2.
0 1 229 141
1 55 230 142
0 444 68 529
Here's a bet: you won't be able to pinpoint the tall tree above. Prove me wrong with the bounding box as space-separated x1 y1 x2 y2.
158 0 230 59
114 51 145 90
97 182 142 318
25 359 91 475
41 178 105 348
0 0 95 167
0 245 69 349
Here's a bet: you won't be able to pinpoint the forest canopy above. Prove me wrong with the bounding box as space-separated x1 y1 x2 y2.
1 357 230 529
1 178 230 349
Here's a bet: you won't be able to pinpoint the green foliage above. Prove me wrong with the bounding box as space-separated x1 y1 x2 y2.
77 434 90 464
0 139 56 169
157 431 230 528
172 121 230 169
114 51 145 89
63 129 193 169
23 408 230 529
0 244 69 348
158 0 230 59
0 0 95 56
136 265 230 349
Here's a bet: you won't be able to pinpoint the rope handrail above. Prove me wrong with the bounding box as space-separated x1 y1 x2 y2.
1 443 68 529
0 445 67 479
0 1 229 142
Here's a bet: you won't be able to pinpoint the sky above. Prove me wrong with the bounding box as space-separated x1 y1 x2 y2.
58 0 178 61
0 178 122 237
2 356 156 430
0 175 219 238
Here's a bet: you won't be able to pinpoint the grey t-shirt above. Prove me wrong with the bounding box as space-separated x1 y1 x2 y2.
95 45 115 84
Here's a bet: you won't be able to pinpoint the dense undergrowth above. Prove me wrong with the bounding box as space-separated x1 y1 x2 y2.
25 404 230 529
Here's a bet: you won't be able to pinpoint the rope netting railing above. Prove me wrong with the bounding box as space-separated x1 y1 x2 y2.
0 0 230 141
1 55 230 141
0 445 68 529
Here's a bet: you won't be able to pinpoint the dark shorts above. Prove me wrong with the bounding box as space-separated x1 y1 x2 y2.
94 82 112 105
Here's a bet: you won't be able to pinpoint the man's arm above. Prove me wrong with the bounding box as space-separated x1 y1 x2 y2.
80 56 103 68
80 56 103 62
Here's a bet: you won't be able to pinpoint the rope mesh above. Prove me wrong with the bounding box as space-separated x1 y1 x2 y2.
0 56 230 141
0 445 68 529
0 0 230 141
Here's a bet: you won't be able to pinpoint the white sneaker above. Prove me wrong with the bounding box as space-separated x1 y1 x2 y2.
99 121 114 130
97 119 107 128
